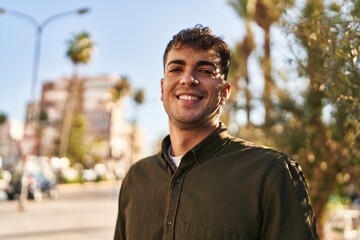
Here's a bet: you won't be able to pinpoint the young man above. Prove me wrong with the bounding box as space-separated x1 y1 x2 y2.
114 25 319 240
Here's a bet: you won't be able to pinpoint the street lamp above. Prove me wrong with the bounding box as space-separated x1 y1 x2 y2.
1 7 90 210
0 7 90 154
0 7 90 122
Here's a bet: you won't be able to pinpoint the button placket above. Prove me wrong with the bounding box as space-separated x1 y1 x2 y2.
167 219 174 226
168 176 182 219
163 179 181 239
163 160 193 240
174 178 181 184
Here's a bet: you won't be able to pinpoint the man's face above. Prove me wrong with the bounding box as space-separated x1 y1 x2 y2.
161 46 230 129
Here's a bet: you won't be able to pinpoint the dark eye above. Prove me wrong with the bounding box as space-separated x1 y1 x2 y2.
169 67 182 74
171 68 180 72
198 69 214 76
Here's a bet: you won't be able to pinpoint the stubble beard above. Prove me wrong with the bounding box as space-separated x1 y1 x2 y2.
165 103 221 131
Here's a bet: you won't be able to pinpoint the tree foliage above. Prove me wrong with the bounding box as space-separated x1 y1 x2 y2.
66 32 94 65
277 0 360 215
110 76 145 108
134 89 145 105
228 0 360 235
66 114 89 166
228 0 294 126
0 113 7 125
59 31 94 159
110 76 132 101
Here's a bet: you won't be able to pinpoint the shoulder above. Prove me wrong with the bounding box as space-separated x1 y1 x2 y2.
126 154 163 176
227 137 293 166
120 154 164 192
223 137 306 183
122 152 172 186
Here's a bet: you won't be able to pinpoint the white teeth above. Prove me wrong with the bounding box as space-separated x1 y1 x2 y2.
179 95 199 101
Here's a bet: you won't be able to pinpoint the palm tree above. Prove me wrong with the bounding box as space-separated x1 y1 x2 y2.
110 76 131 102
131 89 145 164
59 31 94 157
66 32 94 75
109 77 145 165
254 0 294 126
228 0 256 127
228 0 294 127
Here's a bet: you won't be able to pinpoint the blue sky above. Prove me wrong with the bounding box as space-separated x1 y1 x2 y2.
0 0 245 153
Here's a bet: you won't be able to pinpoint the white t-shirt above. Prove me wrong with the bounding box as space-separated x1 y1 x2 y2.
167 145 182 168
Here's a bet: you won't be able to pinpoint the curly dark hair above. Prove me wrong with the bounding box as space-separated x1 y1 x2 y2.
163 24 231 80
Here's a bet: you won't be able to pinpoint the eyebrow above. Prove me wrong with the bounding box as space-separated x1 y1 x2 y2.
166 59 186 68
166 59 217 69
196 60 217 69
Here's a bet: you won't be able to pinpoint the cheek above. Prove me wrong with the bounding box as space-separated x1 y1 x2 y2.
161 81 171 101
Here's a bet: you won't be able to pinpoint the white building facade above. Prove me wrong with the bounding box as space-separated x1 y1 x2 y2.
37 74 144 167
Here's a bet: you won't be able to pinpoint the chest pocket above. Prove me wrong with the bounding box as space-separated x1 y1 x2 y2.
181 223 246 240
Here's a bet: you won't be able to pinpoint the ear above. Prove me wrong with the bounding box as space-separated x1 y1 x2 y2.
160 78 164 101
220 82 231 105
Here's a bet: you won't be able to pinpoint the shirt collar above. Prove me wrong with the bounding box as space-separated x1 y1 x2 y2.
160 122 231 167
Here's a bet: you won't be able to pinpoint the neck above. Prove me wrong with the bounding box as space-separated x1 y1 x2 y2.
168 121 218 156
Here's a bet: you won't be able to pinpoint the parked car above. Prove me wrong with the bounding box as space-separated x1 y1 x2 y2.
5 156 58 201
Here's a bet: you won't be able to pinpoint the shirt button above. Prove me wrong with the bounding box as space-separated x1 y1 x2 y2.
167 219 173 226
174 178 181 184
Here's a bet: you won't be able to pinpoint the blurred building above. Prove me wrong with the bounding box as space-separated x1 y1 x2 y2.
31 74 144 167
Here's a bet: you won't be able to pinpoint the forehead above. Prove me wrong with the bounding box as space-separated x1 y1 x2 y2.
165 47 221 66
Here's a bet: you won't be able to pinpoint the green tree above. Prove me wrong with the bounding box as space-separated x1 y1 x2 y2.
0 113 7 125
275 0 360 236
253 0 292 126
66 114 89 166
110 76 131 101
110 77 145 165
131 89 145 163
59 31 94 161
226 0 256 128
228 0 359 236
133 89 145 105
228 0 294 128
228 0 294 127
66 32 94 74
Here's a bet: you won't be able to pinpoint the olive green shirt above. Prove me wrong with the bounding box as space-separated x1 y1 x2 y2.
114 123 319 240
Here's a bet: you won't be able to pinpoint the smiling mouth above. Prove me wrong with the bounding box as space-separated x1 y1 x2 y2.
178 95 202 101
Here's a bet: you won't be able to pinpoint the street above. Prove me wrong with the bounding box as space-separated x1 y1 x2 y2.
0 181 121 240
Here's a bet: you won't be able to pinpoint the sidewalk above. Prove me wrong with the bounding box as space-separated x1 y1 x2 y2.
0 180 121 240
56 180 121 192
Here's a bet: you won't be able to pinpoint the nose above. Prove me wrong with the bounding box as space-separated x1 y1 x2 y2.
180 72 199 86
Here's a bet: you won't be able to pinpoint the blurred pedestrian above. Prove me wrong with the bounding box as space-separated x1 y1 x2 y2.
114 24 319 240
